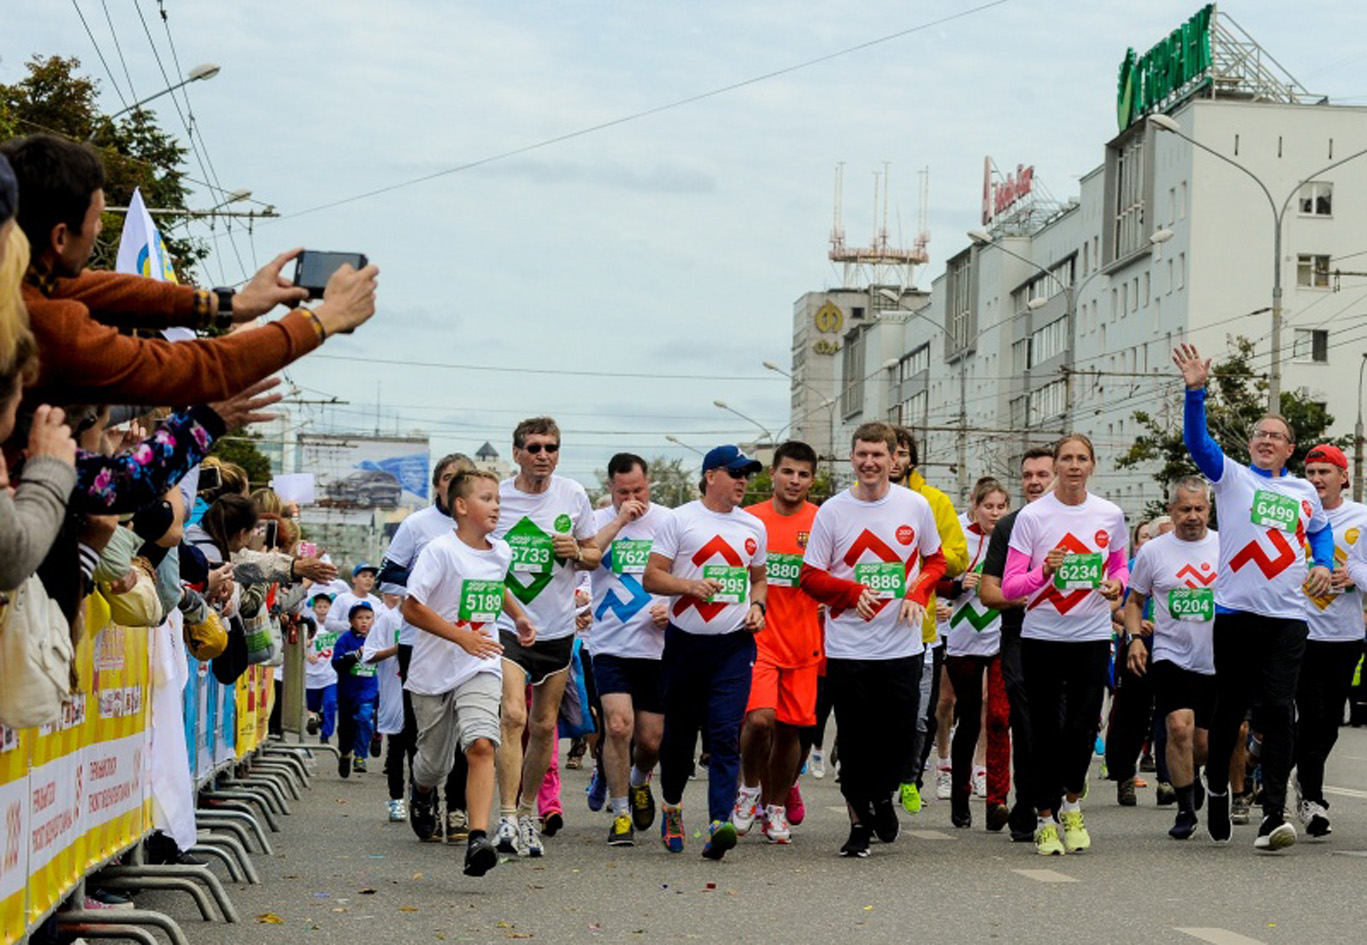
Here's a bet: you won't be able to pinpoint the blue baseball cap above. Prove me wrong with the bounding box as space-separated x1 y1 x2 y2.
352 562 378 577
348 601 374 620
702 445 762 475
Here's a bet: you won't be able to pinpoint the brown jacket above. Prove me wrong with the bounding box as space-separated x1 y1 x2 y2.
23 269 321 405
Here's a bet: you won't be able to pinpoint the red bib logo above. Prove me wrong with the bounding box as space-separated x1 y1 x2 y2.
745 537 758 556
1302 501 1313 518
896 525 915 545
1095 530 1109 549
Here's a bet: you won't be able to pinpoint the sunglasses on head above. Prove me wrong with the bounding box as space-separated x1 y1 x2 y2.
522 443 560 454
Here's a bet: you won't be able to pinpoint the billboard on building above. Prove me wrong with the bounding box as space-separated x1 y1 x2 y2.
295 434 431 510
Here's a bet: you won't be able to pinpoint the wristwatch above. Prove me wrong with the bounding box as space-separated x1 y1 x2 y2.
752 601 766 614
211 287 236 330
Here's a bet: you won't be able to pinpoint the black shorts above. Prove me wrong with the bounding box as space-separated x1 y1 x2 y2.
1151 659 1216 729
499 631 575 686
592 653 665 715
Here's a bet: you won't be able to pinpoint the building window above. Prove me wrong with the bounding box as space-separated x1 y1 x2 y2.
899 343 930 381
1028 379 1067 424
1293 328 1329 363
1009 396 1027 429
1178 253 1186 290
1012 338 1029 374
1179 181 1187 220
947 255 973 351
1113 134 1146 260
841 327 865 417
897 389 928 427
1298 182 1333 217
1082 241 1090 275
1298 254 1331 288
1029 316 1069 367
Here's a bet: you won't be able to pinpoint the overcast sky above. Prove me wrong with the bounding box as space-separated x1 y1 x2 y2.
13 1 1367 484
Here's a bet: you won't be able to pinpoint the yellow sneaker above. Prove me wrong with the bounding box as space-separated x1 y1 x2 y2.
1035 821 1065 856
1061 810 1090 852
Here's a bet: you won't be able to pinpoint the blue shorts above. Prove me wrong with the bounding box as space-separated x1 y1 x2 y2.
592 653 664 715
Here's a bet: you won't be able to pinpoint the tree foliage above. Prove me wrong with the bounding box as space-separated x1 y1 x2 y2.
590 455 836 509
210 429 273 489
1117 336 1348 518
0 55 207 277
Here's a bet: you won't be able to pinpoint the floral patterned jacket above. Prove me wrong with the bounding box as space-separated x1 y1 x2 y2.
74 405 226 514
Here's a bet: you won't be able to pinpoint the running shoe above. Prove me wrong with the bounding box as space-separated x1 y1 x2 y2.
986 803 1011 833
871 796 899 843
408 786 438 842
1094 734 1105 757
1034 821 1065 856
495 815 519 855
786 783 806 826
1132 776 1148 788
732 787 761 836
566 738 587 769
1060 809 1090 852
661 805 685 853
447 808 469 843
1169 809 1198 840
1206 790 1231 843
951 805 971 829
935 764 953 800
541 810 564 837
387 798 407 823
1116 777 1137 807
840 822 871 858
1231 792 1252 825
1297 799 1331 838
464 835 498 877
586 768 607 812
1254 814 1296 851
973 767 987 799
306 713 320 736
1139 752 1157 773
518 815 544 857
353 758 367 774
338 754 352 779
86 888 134 910
1156 782 1177 807
370 733 383 758
809 748 826 780
899 781 923 814
702 820 737 860
608 813 635 847
630 782 657 830
763 806 791 844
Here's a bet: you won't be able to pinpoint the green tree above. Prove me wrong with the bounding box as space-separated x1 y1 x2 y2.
591 455 696 508
0 55 207 277
1117 336 1348 518
210 429 273 489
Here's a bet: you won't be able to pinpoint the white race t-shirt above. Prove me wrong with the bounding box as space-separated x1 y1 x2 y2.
324 590 383 636
1305 500 1367 642
383 503 455 646
589 504 670 660
1008 491 1128 643
362 602 405 733
405 531 512 696
1210 456 1328 620
494 475 596 642
1129 530 1219 674
305 617 340 689
803 486 942 660
653 500 767 637
946 516 1002 658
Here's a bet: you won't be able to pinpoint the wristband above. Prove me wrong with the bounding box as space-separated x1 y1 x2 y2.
211 287 235 331
301 307 327 341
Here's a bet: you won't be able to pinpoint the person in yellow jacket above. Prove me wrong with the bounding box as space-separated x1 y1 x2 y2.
892 428 967 813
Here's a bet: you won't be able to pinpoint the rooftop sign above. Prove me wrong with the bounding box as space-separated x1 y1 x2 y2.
1116 4 1214 131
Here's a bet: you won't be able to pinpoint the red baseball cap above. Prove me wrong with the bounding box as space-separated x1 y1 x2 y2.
1305 444 1348 470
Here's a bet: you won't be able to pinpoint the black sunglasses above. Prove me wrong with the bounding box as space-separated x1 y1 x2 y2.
523 443 560 454
722 467 751 480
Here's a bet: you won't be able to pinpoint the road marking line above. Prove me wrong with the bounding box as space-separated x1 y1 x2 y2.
1324 785 1367 800
905 830 954 841
1012 868 1076 883
1174 928 1266 945
1331 850 1367 857
825 806 847 813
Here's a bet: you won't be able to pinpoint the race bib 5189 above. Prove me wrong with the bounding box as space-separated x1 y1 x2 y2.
458 579 505 623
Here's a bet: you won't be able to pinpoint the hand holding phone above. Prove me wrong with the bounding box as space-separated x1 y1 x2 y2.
294 251 368 300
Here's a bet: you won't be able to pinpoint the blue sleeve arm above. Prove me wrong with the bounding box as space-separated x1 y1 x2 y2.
377 558 410 588
1307 525 1334 571
1183 387 1224 481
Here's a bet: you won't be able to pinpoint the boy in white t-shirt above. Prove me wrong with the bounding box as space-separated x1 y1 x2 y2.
401 469 538 877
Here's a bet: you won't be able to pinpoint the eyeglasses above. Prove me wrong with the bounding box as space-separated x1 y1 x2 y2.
522 443 560 454
1251 430 1290 443
718 467 752 480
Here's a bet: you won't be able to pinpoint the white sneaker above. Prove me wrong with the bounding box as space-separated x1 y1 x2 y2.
809 749 826 780
762 805 791 844
518 814 544 857
388 798 407 823
935 765 953 801
973 767 987 799
495 816 519 855
732 787 761 836
1297 799 1332 837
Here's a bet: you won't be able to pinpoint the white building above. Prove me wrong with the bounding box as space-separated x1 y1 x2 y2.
786 6 1367 519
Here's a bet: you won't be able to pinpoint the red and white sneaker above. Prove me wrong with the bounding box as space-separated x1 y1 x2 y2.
762 805 791 844
732 786 761 836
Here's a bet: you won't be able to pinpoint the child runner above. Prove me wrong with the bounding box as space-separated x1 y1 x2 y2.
304 591 337 744
331 601 381 779
364 589 407 821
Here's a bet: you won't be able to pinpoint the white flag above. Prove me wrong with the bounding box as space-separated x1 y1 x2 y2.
114 187 177 283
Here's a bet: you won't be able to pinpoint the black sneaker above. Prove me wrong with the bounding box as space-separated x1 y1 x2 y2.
306 714 320 736
353 758 367 774
1008 803 1036 842
951 805 971 829
1169 809 1198 840
1206 790 1231 843
541 811 564 837
464 835 498 877
1156 782 1177 807
840 823 871 858
1117 777 1137 807
1254 814 1297 851
338 754 352 779
408 786 438 842
370 733 383 758
871 796 899 843
630 782 657 831
608 813 635 847
985 803 1010 832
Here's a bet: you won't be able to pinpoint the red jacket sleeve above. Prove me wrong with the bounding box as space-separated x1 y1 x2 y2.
908 550 947 607
49 270 209 330
799 563 864 612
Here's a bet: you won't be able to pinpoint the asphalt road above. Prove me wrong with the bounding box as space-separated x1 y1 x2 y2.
128 728 1367 945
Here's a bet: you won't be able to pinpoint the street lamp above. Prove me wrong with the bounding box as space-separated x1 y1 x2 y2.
1356 353 1367 503
92 64 221 137
713 399 776 447
1147 112 1367 412
763 360 837 462
665 434 705 457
